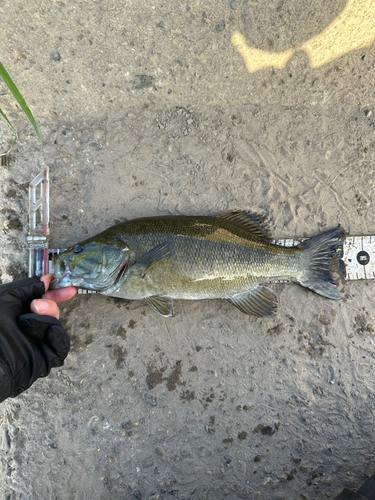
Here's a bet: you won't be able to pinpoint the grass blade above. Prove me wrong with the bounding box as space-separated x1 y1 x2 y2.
0 106 18 156
0 62 43 149
0 106 17 134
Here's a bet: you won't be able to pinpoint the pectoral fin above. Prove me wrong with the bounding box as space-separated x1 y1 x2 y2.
147 296 174 317
228 286 277 317
137 241 175 278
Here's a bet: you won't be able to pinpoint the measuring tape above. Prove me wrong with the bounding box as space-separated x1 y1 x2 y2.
28 168 372 289
341 236 374 280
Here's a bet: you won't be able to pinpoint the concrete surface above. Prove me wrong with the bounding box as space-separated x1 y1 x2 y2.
1 0 375 499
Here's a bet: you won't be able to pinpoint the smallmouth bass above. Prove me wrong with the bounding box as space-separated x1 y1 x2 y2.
51 212 344 317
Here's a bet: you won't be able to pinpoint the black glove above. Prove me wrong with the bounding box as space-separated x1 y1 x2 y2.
0 276 70 403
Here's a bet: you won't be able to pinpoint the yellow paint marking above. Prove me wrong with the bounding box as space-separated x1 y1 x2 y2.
232 0 375 72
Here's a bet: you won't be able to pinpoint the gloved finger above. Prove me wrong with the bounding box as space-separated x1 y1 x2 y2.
18 313 63 340
36 328 70 374
38 341 66 373
45 327 71 360
43 286 77 304
30 299 60 319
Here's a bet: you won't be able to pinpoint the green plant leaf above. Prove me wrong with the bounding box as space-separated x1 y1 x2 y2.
0 62 43 149
0 107 17 133
0 106 18 156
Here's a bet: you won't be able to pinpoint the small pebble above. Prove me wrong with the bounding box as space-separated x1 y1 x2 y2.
142 455 154 468
50 50 61 62
122 421 132 430
143 393 158 407
318 314 332 325
133 75 153 90
215 20 226 32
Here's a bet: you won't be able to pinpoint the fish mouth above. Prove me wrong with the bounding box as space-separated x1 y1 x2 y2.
50 255 90 289
50 257 74 289
51 262 82 289
51 275 74 289
50 254 130 292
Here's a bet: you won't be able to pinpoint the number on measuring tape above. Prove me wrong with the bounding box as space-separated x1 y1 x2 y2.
343 236 374 280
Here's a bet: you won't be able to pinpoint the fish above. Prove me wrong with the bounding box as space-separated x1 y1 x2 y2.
51 212 344 318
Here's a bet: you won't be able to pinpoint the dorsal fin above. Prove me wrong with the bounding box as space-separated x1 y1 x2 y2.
216 211 272 241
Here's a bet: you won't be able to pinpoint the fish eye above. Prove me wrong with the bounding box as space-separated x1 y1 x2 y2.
74 245 84 253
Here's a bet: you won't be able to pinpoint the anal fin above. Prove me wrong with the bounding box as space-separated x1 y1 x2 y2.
228 286 277 317
147 296 174 317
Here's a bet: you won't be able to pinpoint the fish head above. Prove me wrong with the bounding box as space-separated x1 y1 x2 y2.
51 236 132 291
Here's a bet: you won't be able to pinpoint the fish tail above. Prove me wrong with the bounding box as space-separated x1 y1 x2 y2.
298 227 344 300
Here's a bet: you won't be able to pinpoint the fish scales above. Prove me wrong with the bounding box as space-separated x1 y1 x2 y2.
101 217 302 299
116 236 299 299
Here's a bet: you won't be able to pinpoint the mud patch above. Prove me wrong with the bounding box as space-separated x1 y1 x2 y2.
180 390 195 402
199 389 215 409
354 313 374 335
116 325 127 340
146 361 185 391
1 208 23 233
318 314 332 326
128 320 137 329
223 438 233 449
68 322 93 352
107 344 126 369
252 422 280 436
298 323 335 357
286 469 297 481
267 324 284 336
166 361 183 391
146 366 164 390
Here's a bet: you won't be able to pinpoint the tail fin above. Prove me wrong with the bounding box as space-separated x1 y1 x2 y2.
299 227 344 300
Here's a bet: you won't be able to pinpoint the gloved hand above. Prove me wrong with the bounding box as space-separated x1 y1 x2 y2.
0 275 76 403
